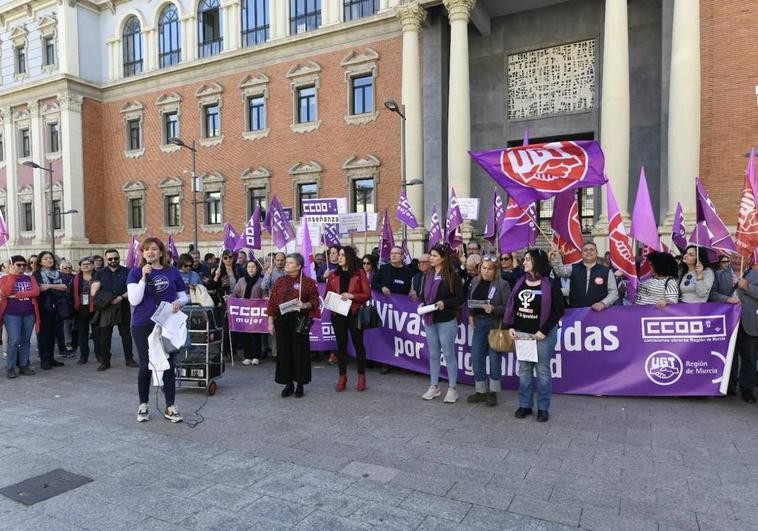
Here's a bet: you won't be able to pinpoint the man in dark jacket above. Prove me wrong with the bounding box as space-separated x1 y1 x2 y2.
372 247 414 295
92 249 137 369
549 242 618 310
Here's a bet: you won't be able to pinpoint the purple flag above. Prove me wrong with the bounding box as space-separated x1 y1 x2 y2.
688 222 719 263
498 198 537 253
270 199 296 249
401 239 412 265
428 206 443 251
223 223 240 252
672 202 688 254
470 140 607 207
167 234 179 261
301 217 316 280
321 223 341 248
379 209 395 262
395 192 419 230
483 192 505 245
696 178 736 253
630 167 661 251
234 207 262 252
0 209 8 248
126 235 141 269
445 188 464 250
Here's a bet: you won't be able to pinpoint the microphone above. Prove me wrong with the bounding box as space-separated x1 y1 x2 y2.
145 259 154 286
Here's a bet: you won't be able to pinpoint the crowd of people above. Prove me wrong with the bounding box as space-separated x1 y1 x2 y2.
2 233 754 424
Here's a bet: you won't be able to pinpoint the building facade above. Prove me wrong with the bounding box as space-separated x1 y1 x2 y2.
0 0 741 258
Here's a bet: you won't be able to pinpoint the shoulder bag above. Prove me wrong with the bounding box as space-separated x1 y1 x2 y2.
488 321 514 353
295 271 314 335
356 302 382 330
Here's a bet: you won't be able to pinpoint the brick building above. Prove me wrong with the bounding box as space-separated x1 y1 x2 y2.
0 0 749 259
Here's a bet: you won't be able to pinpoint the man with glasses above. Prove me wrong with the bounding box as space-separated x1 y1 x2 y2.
409 254 431 302
372 246 414 296
189 250 211 286
550 242 618 310
92 249 138 369
467 241 482 256
499 253 523 289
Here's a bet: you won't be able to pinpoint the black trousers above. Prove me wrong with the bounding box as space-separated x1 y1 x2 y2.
76 307 100 361
99 310 134 362
37 311 58 366
274 312 311 385
739 325 758 392
331 313 367 376
243 333 262 360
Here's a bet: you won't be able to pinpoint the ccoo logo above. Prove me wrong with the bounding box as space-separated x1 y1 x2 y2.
644 350 683 386
500 141 588 193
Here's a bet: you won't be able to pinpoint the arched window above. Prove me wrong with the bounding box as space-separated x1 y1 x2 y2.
122 16 143 77
198 0 223 58
242 0 269 47
159 4 181 67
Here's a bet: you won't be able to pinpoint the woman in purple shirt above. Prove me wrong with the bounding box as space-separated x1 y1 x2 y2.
127 238 188 424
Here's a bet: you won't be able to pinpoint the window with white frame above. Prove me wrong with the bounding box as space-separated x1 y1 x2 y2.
239 73 270 140
288 62 321 133
159 4 181 68
289 161 322 218
19 128 31 158
44 37 56 66
290 0 321 35
52 199 62 230
196 83 223 146
121 102 145 158
343 155 380 214
9 26 28 80
165 194 181 227
201 172 225 230
123 181 147 232
38 16 57 70
128 197 144 229
22 201 33 232
241 166 271 220
47 122 60 154
344 0 378 20
156 92 182 152
341 48 379 125
198 0 223 58
15 46 26 75
122 16 143 77
160 177 184 231
127 119 141 151
242 0 269 47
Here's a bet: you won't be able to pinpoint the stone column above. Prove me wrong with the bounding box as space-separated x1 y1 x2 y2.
269 0 287 39
58 93 87 245
221 0 240 51
396 1 426 227
665 0 699 223
2 109 19 243
28 102 48 246
380 0 391 11
57 0 80 77
444 0 475 201
599 0 630 222
142 27 156 71
181 15 197 61
322 0 342 26
106 38 118 80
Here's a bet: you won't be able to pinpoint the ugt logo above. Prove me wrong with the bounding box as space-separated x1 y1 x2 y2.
500 141 588 193
644 350 683 386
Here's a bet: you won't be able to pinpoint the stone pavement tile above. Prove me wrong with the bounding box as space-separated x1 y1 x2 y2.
350 500 428 529
150 473 219 498
293 437 370 461
621 470 689 490
294 510 373 530
6 513 85 531
388 471 456 497
549 485 621 512
730 500 758 525
504 452 564 473
399 491 472 522
619 498 699 530
653 488 734 519
0 498 35 530
559 459 622 481
106 462 165 487
138 517 189 530
343 477 412 506
485 475 554 501
237 495 314 527
579 507 658 531
463 505 574 531
211 465 266 489
445 480 514 512
250 474 363 517
416 515 477 531
180 505 256 531
433 463 494 483
340 460 399 483
37 490 148 530
695 513 742 531
127 493 205 524
508 495 582 527
204 449 262 469
190 484 262 512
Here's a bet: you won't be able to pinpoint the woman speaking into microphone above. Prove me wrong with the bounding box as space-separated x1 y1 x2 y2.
127 237 188 424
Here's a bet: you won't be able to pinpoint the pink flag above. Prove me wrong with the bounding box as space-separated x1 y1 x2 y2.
607 183 638 301
498 198 537 253
126 235 141 269
379 209 395 262
301 217 316 280
630 167 661 251
483 192 505 245
551 190 584 264
696 177 736 254
167 234 179 261
445 188 464 250
428 206 443 250
395 192 419 230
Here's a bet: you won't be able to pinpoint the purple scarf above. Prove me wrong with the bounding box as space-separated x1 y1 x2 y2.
504 273 552 330
422 270 444 325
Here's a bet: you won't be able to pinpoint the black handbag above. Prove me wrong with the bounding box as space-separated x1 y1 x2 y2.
355 302 382 330
294 271 313 335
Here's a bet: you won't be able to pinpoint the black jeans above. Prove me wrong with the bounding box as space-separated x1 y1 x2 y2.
739 325 758 392
243 333 262 360
76 307 100 360
100 307 134 362
37 311 58 366
331 313 367 376
132 323 177 406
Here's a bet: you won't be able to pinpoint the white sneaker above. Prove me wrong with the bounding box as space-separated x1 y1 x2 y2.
443 388 458 403
251 358 260 366
242 359 252 366
163 405 183 423
422 385 441 400
137 403 149 422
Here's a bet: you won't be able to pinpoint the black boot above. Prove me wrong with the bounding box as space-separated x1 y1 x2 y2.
294 383 304 398
281 383 294 398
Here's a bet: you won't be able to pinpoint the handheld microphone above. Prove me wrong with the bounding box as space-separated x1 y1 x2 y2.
145 259 154 286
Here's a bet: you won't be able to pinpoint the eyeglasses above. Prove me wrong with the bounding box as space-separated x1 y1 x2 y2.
720 260 729 264
14 263 26 268
223 256 233 260
501 257 512 262
81 262 93 266
107 258 119 262
362 261 372 266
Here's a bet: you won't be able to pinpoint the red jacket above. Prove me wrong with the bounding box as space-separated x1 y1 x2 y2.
325 268 371 315
0 274 42 332
73 273 94 312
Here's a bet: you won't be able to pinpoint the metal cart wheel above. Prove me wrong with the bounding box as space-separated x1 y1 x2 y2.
208 381 218 396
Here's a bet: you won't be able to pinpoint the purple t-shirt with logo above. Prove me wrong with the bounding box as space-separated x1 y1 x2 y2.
127 266 187 327
5 275 35 316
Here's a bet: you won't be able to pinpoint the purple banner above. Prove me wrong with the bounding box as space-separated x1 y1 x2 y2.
309 290 740 396
302 199 339 216
227 297 269 333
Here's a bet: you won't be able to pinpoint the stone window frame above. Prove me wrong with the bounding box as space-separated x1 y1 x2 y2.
121 101 145 159
156 92 183 153
343 155 380 212
196 82 224 147
18 185 34 236
123 180 147 235
9 25 28 81
41 101 62 161
287 61 322 134
289 161 322 219
45 181 64 235
159 176 184 233
241 166 271 219
14 107 32 164
239 73 271 141
200 170 225 232
38 15 58 73
341 48 380 125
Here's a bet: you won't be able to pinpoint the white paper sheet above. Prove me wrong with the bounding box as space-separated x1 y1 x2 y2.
515 339 538 362
417 304 437 316
279 298 300 315
150 301 188 329
324 291 352 316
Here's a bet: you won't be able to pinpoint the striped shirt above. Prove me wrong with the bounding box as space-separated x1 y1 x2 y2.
634 277 679 305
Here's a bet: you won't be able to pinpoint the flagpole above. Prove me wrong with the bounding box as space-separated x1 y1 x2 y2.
522 208 551 243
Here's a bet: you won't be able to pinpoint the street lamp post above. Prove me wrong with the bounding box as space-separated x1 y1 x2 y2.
22 161 78 258
169 137 199 251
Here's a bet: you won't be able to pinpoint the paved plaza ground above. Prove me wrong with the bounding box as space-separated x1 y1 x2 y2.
1 346 758 530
